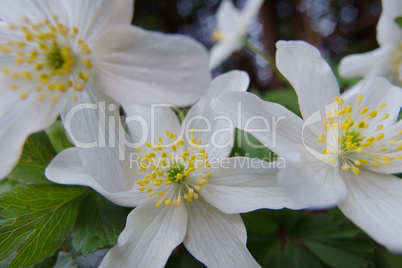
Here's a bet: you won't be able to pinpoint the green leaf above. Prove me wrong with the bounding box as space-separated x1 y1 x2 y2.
302 239 372 268
232 129 276 161
374 245 402 268
71 191 129 255
261 241 323 268
0 179 20 194
395 17 402 29
7 131 57 184
0 184 87 267
243 208 374 268
46 120 74 153
296 211 375 268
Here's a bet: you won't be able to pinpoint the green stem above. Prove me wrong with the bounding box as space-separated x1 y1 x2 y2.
244 40 288 84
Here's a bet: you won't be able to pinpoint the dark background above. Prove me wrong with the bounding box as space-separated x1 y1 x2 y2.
133 0 381 91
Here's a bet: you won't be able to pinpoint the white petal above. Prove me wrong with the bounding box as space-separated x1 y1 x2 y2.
183 199 260 268
338 45 394 79
185 70 249 158
45 148 144 207
0 22 15 42
368 156 402 174
100 200 188 268
0 0 65 24
242 0 264 27
0 1 40 22
199 157 305 213
31 0 68 22
364 119 402 174
278 153 347 209
61 84 116 149
211 91 307 156
377 0 402 46
216 0 242 36
209 39 242 70
187 71 249 120
0 88 66 179
61 87 139 199
339 81 364 100
361 160 402 181
92 26 211 107
62 0 134 43
342 77 402 132
339 169 402 253
364 78 402 128
123 103 181 148
276 40 339 120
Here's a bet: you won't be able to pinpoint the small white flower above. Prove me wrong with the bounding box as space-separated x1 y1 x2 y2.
212 41 402 252
209 0 264 70
0 0 210 179
46 70 301 267
339 0 402 87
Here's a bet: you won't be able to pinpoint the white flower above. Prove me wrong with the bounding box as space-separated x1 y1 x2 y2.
46 70 302 267
209 0 264 70
0 0 211 180
212 41 402 252
339 0 402 86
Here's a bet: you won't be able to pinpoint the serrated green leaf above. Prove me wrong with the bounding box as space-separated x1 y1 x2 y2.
295 213 374 268
395 17 402 29
0 184 87 267
7 131 57 184
278 242 323 268
244 208 374 268
303 239 371 268
71 191 129 255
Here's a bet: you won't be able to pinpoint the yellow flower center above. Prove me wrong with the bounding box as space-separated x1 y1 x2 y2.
136 129 212 208
392 42 402 85
318 95 402 175
0 16 92 102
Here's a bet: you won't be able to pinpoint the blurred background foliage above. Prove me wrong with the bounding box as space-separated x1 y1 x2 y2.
134 0 380 92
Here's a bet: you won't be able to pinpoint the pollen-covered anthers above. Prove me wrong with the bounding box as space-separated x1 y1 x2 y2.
392 42 402 85
0 16 92 102
318 95 402 174
136 129 212 208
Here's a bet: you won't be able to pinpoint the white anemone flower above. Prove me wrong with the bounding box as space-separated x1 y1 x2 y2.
209 0 264 70
339 0 402 87
0 0 210 180
46 70 302 267
212 41 402 253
